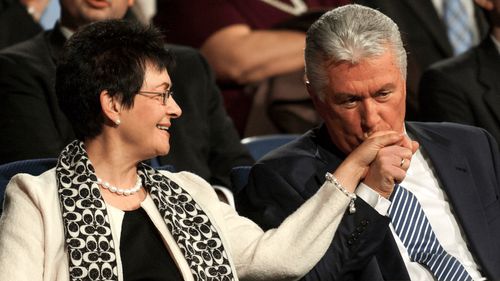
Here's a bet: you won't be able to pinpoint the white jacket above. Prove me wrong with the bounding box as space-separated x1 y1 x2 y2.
0 168 349 281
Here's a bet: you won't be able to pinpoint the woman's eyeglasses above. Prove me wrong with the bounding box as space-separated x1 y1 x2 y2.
137 89 173 105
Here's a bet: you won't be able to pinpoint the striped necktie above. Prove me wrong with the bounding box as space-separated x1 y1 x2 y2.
442 0 474 55
388 185 473 281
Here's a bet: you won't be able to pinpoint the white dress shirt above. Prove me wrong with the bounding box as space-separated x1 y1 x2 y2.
357 144 485 280
491 35 500 54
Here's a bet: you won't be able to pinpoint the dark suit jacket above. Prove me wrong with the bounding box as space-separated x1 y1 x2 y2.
419 36 500 150
236 122 500 280
0 26 253 187
0 0 42 50
353 0 488 120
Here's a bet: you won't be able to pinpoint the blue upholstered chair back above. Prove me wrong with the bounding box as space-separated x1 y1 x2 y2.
230 166 252 195
0 158 58 214
241 134 298 161
0 158 174 215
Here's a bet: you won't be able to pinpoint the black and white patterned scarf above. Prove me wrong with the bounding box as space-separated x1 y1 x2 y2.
56 141 236 281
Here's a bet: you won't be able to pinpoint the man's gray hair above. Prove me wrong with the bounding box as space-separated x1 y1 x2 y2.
305 4 407 100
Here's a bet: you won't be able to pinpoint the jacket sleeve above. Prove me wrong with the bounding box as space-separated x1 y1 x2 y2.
221 175 351 281
0 175 45 281
0 46 72 164
236 162 391 280
0 0 42 49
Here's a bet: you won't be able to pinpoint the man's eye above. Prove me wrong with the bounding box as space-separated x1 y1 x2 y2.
375 91 391 100
341 98 358 108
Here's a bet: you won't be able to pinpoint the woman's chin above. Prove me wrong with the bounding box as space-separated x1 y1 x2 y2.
156 145 170 157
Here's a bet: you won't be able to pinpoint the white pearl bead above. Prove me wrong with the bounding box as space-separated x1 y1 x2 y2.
96 175 142 196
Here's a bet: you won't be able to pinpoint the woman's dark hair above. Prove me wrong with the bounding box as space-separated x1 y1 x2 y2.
56 19 173 140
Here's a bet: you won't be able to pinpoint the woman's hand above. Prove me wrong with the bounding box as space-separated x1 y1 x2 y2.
332 131 413 193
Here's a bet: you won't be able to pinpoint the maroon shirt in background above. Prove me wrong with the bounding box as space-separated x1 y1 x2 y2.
153 0 351 135
154 0 351 47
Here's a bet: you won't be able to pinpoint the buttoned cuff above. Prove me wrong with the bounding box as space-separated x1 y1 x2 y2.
355 182 391 215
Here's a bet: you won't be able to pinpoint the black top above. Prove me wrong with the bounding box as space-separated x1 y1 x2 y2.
120 207 183 281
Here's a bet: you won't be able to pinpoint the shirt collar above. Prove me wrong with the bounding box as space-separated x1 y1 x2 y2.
490 35 500 54
59 24 74 40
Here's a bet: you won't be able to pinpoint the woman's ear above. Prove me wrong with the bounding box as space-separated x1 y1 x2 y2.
100 90 122 126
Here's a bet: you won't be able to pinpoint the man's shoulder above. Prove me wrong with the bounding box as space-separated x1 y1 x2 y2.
0 31 49 59
408 121 492 146
165 44 204 64
410 121 486 134
425 37 492 76
427 48 476 75
165 44 211 82
257 129 322 167
0 30 53 74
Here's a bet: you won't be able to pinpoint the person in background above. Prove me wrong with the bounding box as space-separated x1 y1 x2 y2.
0 0 44 49
0 0 253 190
237 4 500 280
0 19 403 281
130 0 155 24
419 0 500 149
354 0 489 120
154 0 350 136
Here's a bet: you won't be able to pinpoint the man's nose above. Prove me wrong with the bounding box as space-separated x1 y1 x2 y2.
360 100 381 131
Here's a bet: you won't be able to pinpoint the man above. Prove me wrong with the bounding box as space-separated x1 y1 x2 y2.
0 0 253 188
419 0 500 150
237 4 500 280
354 0 489 120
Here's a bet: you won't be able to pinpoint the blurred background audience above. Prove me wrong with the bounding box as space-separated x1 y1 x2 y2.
154 0 350 136
419 0 500 149
0 0 43 49
1 0 499 195
0 0 253 192
354 0 489 120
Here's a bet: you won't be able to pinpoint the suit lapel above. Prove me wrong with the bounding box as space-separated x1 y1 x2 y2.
478 38 500 126
44 25 75 143
310 125 346 197
407 122 496 270
47 24 66 63
403 0 453 56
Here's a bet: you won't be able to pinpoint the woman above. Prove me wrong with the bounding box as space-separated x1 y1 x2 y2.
0 20 409 281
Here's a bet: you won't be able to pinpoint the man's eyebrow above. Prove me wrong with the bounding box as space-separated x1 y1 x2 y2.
334 92 361 99
376 83 396 91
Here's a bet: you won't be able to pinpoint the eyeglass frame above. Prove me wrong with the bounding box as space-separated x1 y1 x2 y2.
137 89 173 105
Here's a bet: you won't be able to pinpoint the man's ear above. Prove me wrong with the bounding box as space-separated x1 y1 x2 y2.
100 90 121 125
305 79 314 96
305 80 321 105
305 80 330 121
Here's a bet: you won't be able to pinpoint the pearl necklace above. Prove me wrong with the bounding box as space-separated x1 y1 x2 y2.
97 175 142 196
